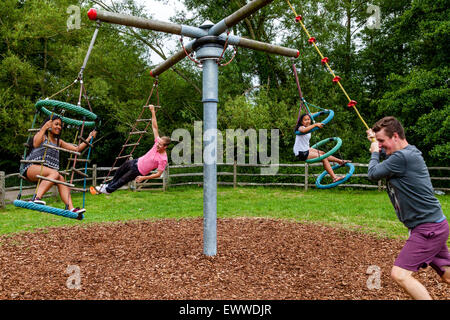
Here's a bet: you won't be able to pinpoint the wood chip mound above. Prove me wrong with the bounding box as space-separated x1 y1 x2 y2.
0 218 448 300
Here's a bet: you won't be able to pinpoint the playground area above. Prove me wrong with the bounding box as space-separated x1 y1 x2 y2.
1 0 449 302
0 217 449 300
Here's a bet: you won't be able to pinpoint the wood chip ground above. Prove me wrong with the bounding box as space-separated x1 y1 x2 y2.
0 218 448 300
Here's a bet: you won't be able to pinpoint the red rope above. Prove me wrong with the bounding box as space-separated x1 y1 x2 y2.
218 46 237 67
180 37 202 66
292 63 306 120
217 30 238 67
218 31 230 62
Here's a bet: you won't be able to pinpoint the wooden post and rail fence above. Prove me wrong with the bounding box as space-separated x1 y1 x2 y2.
1 163 449 208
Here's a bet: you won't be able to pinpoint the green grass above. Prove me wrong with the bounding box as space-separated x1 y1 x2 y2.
1 186 449 241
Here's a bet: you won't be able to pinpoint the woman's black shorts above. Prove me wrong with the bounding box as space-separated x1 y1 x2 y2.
295 150 309 161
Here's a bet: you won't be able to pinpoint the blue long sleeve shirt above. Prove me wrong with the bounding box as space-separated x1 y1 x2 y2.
368 145 444 229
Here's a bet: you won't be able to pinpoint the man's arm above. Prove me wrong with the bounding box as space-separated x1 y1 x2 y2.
366 129 404 181
368 151 406 181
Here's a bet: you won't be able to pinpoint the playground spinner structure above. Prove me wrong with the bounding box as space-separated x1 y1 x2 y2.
14 0 371 257
90 0 368 256
86 0 304 257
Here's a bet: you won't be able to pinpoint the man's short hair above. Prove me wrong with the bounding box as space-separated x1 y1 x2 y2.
372 116 406 139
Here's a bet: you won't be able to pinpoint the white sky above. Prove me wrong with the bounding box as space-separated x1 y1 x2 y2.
137 0 183 22
137 0 188 63
96 1 188 64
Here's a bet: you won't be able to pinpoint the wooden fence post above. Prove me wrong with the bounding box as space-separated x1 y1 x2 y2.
0 171 5 209
304 163 308 191
92 164 97 187
163 165 169 191
233 160 237 189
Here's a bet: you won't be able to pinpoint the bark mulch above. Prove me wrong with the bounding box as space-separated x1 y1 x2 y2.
0 218 448 300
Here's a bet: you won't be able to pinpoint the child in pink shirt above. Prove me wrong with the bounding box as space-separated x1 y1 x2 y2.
95 105 170 194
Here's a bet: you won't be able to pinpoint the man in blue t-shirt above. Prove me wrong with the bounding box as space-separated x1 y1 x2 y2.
367 116 449 300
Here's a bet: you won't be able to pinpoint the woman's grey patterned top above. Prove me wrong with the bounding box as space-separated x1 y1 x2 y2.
21 136 60 175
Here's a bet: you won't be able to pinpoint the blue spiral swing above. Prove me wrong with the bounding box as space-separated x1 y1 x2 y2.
292 63 354 189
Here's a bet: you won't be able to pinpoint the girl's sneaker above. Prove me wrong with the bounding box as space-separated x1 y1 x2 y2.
30 198 46 205
70 207 86 220
70 207 86 214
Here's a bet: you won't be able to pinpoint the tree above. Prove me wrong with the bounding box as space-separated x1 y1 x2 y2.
368 0 449 165
0 0 167 171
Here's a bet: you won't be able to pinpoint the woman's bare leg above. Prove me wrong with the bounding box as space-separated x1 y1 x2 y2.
26 165 73 209
27 165 58 198
308 148 338 181
56 175 74 210
326 155 349 165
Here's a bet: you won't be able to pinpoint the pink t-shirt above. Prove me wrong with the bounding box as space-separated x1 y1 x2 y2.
137 137 168 175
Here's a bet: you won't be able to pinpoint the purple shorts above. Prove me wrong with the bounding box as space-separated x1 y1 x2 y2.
394 219 450 276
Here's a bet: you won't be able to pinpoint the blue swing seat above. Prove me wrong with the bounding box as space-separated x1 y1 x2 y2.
13 200 84 220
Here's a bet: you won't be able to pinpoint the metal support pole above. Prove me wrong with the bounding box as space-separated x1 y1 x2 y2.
92 164 97 187
88 8 207 39
304 163 308 191
79 22 101 80
208 0 275 35
88 0 298 257
195 39 224 256
233 160 237 189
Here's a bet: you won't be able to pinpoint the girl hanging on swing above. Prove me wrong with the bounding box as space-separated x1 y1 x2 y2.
293 112 350 183
21 115 97 214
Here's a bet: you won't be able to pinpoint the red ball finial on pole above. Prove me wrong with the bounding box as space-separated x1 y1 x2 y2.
87 8 97 20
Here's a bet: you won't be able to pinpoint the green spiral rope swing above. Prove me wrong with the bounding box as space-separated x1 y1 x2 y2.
14 23 102 220
14 99 98 220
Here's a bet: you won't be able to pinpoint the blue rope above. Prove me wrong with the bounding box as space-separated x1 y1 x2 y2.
13 200 84 220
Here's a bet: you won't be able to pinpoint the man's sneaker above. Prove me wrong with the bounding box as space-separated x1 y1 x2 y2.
30 198 46 205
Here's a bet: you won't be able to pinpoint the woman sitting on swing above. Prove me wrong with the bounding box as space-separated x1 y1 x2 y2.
21 115 97 214
294 112 349 183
